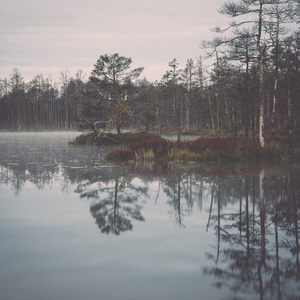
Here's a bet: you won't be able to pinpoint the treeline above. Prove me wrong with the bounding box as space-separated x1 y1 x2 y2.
0 1 299 142
0 69 85 130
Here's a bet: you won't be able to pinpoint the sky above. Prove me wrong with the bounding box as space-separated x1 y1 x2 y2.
1 0 230 83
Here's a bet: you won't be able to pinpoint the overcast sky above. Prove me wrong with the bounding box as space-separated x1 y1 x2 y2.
1 0 229 83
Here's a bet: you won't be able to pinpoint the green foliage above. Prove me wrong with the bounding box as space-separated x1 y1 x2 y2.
140 110 157 132
114 99 134 134
90 53 144 85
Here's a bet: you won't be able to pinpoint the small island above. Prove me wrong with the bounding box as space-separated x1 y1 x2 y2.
70 129 300 163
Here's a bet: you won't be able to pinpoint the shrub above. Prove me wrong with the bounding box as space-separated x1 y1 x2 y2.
263 142 285 160
263 137 295 161
69 132 95 145
166 147 199 161
128 138 172 158
106 148 134 161
198 148 220 162
293 148 300 160
189 137 239 154
235 140 262 161
70 130 162 146
106 136 299 162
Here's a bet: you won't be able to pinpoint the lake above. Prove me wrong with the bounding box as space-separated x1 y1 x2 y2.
0 132 299 300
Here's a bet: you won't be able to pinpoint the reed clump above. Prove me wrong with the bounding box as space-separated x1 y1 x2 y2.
135 148 155 160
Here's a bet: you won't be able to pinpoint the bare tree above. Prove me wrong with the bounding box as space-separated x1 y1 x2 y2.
59 68 70 129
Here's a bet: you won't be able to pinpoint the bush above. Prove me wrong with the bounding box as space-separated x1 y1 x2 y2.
235 140 262 161
90 134 300 163
70 130 162 146
264 137 295 161
188 137 239 154
106 138 172 162
128 138 172 158
69 132 95 145
167 147 200 161
105 148 134 161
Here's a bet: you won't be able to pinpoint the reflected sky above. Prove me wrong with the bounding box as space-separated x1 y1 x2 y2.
0 133 299 300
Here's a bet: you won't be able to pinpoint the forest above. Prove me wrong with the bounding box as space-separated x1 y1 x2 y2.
0 0 299 146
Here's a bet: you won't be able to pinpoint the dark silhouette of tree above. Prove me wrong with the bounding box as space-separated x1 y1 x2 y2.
202 169 300 300
202 38 226 135
78 172 147 235
163 172 196 227
141 110 157 132
90 53 144 134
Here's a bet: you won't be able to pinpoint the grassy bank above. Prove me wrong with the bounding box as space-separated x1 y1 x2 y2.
106 136 300 162
70 131 300 163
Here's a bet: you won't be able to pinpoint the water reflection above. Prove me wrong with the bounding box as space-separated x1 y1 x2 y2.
0 133 299 300
202 171 300 300
0 132 113 195
76 169 147 235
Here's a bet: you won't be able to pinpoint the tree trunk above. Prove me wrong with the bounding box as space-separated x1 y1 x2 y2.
271 17 280 141
257 0 265 148
206 85 215 134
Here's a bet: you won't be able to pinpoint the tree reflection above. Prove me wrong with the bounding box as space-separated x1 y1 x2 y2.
0 134 70 194
77 171 147 235
202 169 300 300
163 171 198 228
1 134 300 296
0 134 147 235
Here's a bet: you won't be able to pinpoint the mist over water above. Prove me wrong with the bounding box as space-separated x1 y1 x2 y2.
0 132 299 300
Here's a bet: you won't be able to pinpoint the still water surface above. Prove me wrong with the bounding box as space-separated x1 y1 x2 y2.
0 132 299 300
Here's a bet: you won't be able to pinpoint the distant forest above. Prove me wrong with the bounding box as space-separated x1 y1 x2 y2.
1 0 299 143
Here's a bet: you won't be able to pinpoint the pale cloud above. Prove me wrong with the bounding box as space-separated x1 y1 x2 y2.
1 0 228 82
